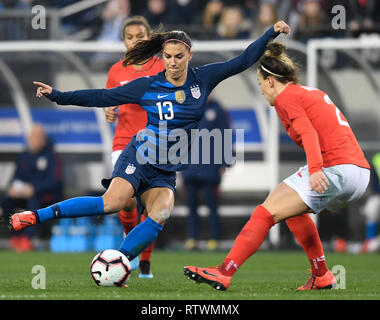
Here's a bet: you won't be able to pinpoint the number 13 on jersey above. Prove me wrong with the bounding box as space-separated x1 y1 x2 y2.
156 101 174 120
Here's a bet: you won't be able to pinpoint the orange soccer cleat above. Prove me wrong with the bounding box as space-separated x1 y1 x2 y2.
9 211 37 232
297 269 336 290
184 265 232 291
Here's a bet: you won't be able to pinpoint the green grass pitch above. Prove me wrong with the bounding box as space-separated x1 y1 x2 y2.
0 250 379 300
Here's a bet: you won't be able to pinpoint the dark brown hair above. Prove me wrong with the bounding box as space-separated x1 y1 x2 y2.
121 16 152 40
122 30 192 67
258 42 299 84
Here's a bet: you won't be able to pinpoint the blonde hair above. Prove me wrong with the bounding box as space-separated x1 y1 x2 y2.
258 42 299 84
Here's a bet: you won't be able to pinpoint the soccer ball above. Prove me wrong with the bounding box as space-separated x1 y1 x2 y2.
90 249 132 287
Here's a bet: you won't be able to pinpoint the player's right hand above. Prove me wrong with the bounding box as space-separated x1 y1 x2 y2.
310 170 330 194
33 81 53 98
104 106 118 123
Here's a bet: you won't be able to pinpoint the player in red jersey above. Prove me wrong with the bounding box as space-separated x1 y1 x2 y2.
104 16 165 278
185 42 370 290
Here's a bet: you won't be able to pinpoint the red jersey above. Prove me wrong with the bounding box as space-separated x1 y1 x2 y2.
106 56 165 151
274 84 369 174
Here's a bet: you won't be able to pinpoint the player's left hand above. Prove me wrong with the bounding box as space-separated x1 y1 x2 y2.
310 170 329 194
273 21 291 35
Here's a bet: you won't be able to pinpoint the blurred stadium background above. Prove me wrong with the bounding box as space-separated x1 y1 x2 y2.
0 0 380 254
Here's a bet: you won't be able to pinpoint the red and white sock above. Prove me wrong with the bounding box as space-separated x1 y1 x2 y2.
220 205 275 277
286 214 328 276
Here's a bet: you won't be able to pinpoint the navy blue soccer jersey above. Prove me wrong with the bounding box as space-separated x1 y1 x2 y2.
48 27 278 172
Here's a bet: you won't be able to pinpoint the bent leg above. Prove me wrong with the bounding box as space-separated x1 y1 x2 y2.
141 187 175 224
118 187 174 260
221 182 309 276
262 182 311 223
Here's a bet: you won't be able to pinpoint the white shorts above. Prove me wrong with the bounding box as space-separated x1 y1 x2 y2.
284 164 370 214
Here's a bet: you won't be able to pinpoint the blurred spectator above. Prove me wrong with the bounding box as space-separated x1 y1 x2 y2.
48 0 104 38
239 0 257 20
0 0 17 7
171 0 195 25
346 0 377 35
253 0 279 38
0 0 39 40
0 124 63 251
202 0 224 30
293 0 329 43
97 0 131 43
217 6 250 39
92 0 131 67
140 0 176 28
182 99 232 251
15 0 33 9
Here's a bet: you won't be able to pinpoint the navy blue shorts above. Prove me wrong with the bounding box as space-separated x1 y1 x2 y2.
102 143 176 215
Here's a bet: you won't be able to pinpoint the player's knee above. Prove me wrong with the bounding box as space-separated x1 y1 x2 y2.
149 208 171 225
102 194 129 213
259 203 280 223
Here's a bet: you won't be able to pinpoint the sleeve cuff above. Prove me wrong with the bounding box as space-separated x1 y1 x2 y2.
266 26 278 38
47 88 59 100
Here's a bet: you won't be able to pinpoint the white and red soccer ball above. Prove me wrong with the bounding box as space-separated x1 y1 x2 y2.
90 249 132 287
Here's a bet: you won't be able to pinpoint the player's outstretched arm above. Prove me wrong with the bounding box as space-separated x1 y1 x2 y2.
201 21 291 89
34 80 121 107
33 77 148 108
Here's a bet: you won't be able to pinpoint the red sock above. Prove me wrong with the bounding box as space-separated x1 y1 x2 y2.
286 214 328 276
140 215 155 262
220 205 275 277
119 208 138 235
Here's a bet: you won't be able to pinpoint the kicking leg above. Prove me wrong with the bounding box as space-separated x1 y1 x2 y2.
9 177 134 231
185 182 309 290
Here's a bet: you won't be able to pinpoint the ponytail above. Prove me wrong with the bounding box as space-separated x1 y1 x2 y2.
258 42 299 84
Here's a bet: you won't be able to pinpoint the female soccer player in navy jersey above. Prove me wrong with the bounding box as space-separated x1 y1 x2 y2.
10 21 290 268
105 15 165 278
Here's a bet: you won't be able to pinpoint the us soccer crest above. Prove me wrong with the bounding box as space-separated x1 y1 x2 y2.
175 90 186 104
125 163 136 175
190 85 201 99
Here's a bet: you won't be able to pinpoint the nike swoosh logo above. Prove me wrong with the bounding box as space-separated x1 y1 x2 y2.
202 270 220 277
120 80 129 85
19 219 33 225
158 94 169 99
